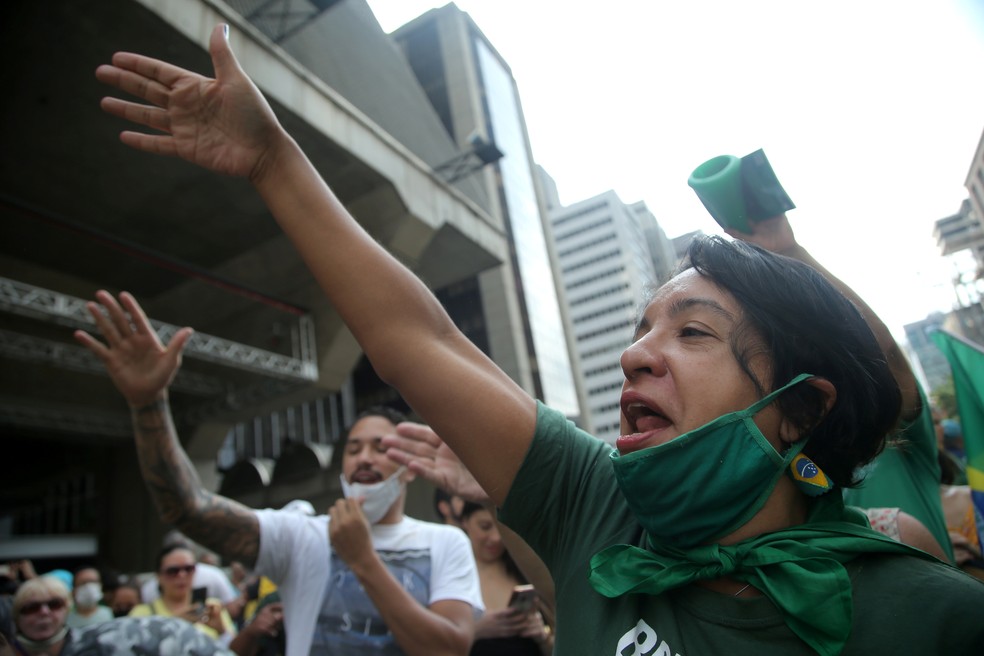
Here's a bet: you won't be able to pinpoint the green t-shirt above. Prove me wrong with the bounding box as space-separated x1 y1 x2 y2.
843 387 954 562
500 402 984 655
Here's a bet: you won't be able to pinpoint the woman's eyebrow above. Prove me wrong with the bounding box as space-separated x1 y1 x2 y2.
345 436 384 447
667 296 736 322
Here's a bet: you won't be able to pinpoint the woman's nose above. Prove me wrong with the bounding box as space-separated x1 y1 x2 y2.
620 332 667 379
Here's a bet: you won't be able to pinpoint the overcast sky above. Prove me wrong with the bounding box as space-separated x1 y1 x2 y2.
366 0 984 342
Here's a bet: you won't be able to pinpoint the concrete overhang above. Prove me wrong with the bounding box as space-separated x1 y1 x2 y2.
0 0 507 443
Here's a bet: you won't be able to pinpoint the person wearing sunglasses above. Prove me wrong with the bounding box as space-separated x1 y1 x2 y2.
128 545 236 646
10 576 71 655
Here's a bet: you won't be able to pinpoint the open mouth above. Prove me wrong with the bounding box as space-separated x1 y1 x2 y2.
618 398 673 454
351 470 382 484
622 401 671 434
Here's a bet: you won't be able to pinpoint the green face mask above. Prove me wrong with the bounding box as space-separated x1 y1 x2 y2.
611 373 814 548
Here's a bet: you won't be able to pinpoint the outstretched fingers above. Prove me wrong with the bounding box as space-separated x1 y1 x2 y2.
207 24 240 82
96 60 176 109
81 293 123 347
73 328 110 361
99 97 171 134
118 291 156 338
97 290 139 342
394 422 445 452
110 51 196 95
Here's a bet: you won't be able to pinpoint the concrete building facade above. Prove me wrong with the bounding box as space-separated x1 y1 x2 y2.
546 187 677 442
903 312 951 393
391 5 584 420
0 0 541 572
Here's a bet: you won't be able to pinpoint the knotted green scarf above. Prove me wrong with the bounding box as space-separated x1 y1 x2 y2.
588 497 939 656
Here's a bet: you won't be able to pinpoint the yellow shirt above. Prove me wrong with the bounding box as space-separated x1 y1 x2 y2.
128 597 235 640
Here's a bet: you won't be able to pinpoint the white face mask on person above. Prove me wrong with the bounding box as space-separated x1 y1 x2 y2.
74 582 102 609
339 467 407 525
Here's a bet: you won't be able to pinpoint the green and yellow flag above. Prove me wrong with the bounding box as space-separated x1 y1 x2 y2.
930 329 984 554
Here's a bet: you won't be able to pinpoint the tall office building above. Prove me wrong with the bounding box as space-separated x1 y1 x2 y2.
392 6 582 418
546 185 677 442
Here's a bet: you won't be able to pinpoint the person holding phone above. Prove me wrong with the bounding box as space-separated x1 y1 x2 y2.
88 24 984 654
457 502 552 656
128 545 236 646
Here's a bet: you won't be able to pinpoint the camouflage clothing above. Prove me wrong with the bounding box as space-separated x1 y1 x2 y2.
61 616 234 655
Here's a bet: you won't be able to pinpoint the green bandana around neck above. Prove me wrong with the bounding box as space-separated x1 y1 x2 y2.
588 496 941 656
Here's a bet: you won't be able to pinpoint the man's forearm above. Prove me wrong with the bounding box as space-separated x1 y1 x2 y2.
131 397 261 566
347 552 472 656
131 397 204 525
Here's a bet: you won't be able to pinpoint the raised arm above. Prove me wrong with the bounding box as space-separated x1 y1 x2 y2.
726 215 920 419
74 291 261 566
95 24 535 506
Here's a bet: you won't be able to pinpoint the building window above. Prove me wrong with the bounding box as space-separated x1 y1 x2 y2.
555 216 615 242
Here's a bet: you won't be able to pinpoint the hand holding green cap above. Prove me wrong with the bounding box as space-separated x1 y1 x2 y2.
687 149 795 233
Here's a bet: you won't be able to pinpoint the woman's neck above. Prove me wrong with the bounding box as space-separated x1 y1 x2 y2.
718 477 808 546
696 478 809 598
476 557 521 610
160 593 189 614
15 627 68 656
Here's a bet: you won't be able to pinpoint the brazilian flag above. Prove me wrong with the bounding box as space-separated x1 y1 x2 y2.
931 329 984 556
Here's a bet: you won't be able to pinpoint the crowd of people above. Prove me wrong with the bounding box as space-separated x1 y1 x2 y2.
0 550 284 656
5 20 984 656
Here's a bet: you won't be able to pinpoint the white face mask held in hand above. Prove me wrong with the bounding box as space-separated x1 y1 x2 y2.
340 466 407 524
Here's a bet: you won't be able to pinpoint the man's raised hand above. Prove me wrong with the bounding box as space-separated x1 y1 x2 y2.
73 290 192 408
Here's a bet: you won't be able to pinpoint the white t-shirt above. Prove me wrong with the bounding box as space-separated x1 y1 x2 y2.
255 510 483 656
140 562 239 605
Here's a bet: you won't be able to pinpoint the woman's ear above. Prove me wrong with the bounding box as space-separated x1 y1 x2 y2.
808 376 837 414
779 377 837 444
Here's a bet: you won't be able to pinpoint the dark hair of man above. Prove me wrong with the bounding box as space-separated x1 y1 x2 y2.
679 235 901 487
344 405 408 442
115 578 142 595
73 565 99 579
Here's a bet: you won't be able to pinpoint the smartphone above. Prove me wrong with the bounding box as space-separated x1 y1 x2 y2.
507 584 536 613
191 586 208 606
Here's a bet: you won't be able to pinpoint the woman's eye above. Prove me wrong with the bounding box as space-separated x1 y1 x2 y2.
680 326 709 338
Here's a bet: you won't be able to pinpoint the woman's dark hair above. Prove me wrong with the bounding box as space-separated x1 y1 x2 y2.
680 235 901 486
155 543 195 572
459 502 527 584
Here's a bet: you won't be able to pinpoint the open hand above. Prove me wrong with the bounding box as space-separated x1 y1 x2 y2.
95 24 284 182
382 422 489 504
73 290 192 407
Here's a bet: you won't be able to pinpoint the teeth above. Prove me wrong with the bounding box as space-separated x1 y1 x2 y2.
625 401 665 423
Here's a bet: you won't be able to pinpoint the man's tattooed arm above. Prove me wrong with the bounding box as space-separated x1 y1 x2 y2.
132 398 261 568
